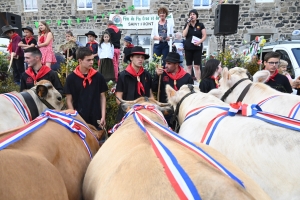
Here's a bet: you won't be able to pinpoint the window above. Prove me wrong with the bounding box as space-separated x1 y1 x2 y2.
24 0 38 12
131 34 151 57
78 36 88 46
256 0 273 2
250 34 272 42
77 0 93 10
194 0 211 9
133 0 149 9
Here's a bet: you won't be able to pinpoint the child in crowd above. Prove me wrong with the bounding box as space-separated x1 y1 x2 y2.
199 59 222 93
98 31 115 82
37 21 57 68
278 59 294 87
63 30 81 60
18 26 37 50
2 25 24 85
85 31 99 61
172 32 185 67
122 36 134 64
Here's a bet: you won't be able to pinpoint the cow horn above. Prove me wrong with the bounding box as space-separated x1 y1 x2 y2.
157 102 171 107
115 95 135 104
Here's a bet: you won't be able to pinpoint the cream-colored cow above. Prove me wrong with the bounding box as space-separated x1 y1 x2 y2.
167 84 299 200
83 97 270 200
210 67 300 119
0 80 63 131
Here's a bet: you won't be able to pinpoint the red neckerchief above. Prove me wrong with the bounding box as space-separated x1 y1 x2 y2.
87 41 98 51
7 33 19 53
210 76 220 88
39 31 45 43
126 43 134 48
125 63 145 96
25 66 51 84
164 67 186 91
73 65 97 88
108 25 119 33
24 36 34 45
266 69 278 82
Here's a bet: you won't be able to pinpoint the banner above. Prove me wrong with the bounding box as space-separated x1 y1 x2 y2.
109 13 174 29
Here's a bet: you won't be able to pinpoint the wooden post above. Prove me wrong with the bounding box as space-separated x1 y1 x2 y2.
7 53 14 73
66 49 69 77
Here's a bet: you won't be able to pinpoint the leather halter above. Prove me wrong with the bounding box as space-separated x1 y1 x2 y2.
170 84 195 132
20 90 56 120
220 78 250 102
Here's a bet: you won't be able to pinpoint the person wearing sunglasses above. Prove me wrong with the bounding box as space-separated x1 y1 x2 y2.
264 52 292 93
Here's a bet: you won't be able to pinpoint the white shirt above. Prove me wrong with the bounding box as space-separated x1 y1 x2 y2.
151 20 174 46
98 42 114 59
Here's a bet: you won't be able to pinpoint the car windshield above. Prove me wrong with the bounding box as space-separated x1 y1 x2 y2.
292 48 300 68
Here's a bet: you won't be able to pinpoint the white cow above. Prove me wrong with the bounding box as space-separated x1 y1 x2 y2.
83 97 270 200
166 84 300 200
0 80 63 131
210 67 300 119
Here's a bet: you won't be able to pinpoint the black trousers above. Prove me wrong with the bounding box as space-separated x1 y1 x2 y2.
12 57 25 83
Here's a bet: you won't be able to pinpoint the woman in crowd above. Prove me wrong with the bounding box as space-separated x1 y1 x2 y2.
151 7 174 67
37 21 56 68
199 59 222 93
183 9 207 82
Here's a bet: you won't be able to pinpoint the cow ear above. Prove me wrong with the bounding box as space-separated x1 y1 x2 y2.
36 85 48 98
166 84 176 99
158 106 174 116
253 70 270 83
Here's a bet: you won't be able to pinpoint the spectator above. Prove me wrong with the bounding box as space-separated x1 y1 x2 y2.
63 30 82 60
105 21 121 81
172 32 185 67
115 46 153 121
64 47 108 128
85 31 99 62
98 31 115 82
20 47 63 94
151 7 174 67
122 36 134 64
264 52 292 93
183 9 207 82
18 26 37 50
2 25 24 85
199 59 222 93
37 21 57 68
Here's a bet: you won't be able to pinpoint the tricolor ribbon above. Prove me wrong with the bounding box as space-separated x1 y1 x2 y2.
1 93 31 123
257 95 281 106
110 104 245 199
0 110 97 159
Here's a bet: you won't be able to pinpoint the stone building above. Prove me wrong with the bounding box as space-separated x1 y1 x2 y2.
0 0 299 59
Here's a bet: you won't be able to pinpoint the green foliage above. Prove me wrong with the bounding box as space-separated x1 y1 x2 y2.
244 60 260 75
0 51 9 72
105 80 118 130
144 53 162 78
216 48 247 69
0 75 20 94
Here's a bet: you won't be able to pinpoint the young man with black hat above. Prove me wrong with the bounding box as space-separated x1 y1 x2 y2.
2 25 24 85
183 9 207 82
64 47 108 128
18 26 37 50
115 46 154 121
153 52 193 103
85 31 99 61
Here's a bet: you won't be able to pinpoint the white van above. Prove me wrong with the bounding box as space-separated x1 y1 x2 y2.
0 38 9 53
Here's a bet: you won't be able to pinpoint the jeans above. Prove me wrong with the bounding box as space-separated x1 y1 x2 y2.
153 42 169 67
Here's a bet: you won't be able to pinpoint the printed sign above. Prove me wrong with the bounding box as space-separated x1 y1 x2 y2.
109 13 174 29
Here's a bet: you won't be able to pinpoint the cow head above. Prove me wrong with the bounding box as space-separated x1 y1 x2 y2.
166 84 200 108
35 80 64 110
119 96 173 116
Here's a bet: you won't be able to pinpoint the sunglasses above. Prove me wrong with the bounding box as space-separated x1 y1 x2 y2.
267 62 280 65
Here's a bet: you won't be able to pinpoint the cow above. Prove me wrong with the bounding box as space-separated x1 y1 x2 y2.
0 80 64 132
166 84 300 200
209 67 300 119
83 97 270 200
0 109 102 200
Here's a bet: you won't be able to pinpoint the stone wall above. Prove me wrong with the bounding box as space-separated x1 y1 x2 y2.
0 0 299 54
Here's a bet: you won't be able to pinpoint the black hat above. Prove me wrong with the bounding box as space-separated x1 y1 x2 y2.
189 9 199 18
85 31 98 38
22 26 34 35
1 25 18 35
126 46 149 60
165 52 182 63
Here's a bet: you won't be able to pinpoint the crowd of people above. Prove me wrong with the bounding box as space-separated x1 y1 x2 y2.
0 6 296 130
